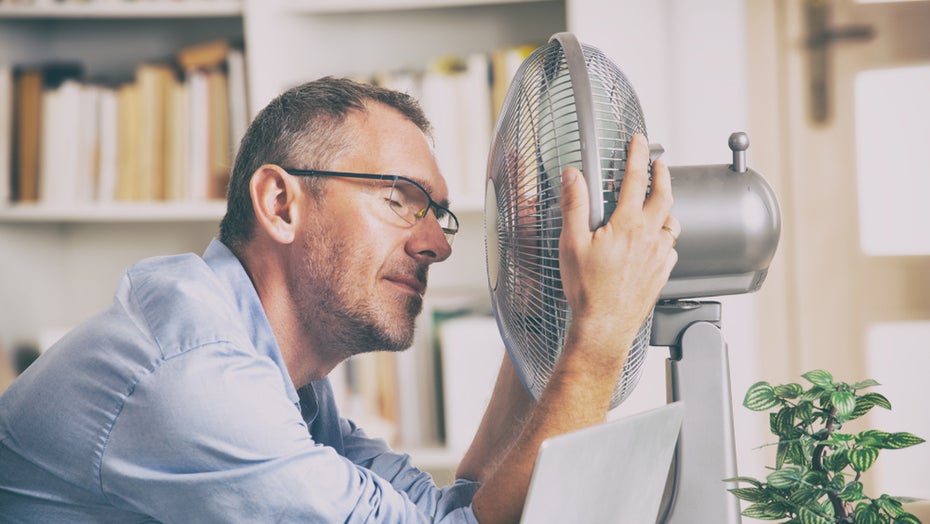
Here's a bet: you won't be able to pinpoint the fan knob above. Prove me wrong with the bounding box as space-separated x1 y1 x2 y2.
728 131 750 173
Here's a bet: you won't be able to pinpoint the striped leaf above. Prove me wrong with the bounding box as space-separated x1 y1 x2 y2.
831 391 856 420
775 383 804 399
745 381 781 411
848 446 879 472
893 513 922 524
837 481 863 502
886 432 925 450
851 378 880 390
802 370 834 388
855 503 881 524
876 494 905 516
742 502 788 520
730 487 771 503
767 465 803 489
798 507 832 524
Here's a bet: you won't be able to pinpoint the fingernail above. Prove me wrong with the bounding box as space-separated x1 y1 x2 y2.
561 169 577 186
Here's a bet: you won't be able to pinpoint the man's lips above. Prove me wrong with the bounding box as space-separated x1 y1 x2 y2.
385 276 426 296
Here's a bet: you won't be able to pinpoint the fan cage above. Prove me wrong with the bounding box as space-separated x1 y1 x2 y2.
486 35 652 408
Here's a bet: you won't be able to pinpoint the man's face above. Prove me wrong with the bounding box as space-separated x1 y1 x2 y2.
289 103 452 357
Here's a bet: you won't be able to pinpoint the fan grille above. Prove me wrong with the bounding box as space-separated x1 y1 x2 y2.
486 35 652 408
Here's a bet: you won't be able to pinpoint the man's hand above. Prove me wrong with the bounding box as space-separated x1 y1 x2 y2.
558 133 679 372
467 134 679 524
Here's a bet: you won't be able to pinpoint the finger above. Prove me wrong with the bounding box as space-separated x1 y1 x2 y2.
661 215 681 248
643 157 674 231
559 167 590 246
613 134 651 224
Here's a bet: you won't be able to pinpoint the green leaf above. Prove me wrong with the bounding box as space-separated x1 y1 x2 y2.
742 501 789 520
798 507 833 524
838 481 864 502
796 401 815 424
823 448 850 472
831 390 857 420
861 392 892 411
892 513 922 524
803 370 834 388
776 440 789 469
858 430 892 448
848 446 880 472
775 383 804 399
723 476 763 487
767 465 804 489
885 432 926 450
730 487 771 503
801 386 826 403
851 378 881 390
788 486 823 507
876 495 905 517
855 503 882 524
772 408 797 437
746 381 782 411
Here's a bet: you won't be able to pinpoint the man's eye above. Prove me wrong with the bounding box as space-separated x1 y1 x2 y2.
384 197 405 210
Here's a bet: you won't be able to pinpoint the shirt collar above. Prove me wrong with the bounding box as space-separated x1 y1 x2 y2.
202 238 300 406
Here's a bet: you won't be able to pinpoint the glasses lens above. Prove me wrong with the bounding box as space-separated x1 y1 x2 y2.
387 178 457 246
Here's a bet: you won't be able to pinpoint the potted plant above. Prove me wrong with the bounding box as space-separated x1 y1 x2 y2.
728 369 925 523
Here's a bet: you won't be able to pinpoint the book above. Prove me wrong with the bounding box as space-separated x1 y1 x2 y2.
206 67 231 200
96 87 119 203
39 79 83 206
176 39 230 72
116 82 141 201
0 64 11 206
12 68 43 203
186 69 209 201
11 62 83 203
419 56 467 202
490 44 536 121
136 63 175 201
165 77 189 201
226 47 249 159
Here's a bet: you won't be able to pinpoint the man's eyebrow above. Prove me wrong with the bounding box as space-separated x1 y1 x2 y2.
406 176 451 209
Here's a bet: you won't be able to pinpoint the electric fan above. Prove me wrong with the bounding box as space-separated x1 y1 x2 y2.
484 33 781 523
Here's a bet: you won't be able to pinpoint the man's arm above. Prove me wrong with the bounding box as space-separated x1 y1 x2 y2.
460 134 680 524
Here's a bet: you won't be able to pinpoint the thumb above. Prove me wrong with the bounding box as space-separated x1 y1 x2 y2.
560 167 591 242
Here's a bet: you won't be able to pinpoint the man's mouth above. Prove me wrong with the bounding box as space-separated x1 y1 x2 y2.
385 275 426 296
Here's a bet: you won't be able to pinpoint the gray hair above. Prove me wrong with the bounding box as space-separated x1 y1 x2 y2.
218 76 432 253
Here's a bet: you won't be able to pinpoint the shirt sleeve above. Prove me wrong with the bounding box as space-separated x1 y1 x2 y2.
98 342 480 524
338 416 481 522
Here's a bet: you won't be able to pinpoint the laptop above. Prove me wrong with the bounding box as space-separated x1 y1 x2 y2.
520 402 685 524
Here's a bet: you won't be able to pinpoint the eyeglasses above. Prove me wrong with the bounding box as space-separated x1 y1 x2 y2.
282 168 459 246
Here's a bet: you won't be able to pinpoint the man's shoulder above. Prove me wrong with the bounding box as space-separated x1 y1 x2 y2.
120 252 250 359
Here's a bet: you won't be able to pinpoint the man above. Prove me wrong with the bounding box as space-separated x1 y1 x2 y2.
0 77 679 523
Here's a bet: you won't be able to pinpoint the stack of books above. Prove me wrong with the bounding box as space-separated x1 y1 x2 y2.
0 39 249 207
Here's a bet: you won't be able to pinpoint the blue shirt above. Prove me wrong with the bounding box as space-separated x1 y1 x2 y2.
0 239 479 523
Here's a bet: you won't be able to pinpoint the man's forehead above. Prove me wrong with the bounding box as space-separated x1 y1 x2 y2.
341 104 451 206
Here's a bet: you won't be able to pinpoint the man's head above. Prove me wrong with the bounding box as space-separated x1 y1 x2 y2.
219 77 455 380
220 77 433 252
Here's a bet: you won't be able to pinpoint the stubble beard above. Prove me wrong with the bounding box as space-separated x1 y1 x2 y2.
293 226 426 359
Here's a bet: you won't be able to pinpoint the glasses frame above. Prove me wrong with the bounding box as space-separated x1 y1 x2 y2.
281 168 459 244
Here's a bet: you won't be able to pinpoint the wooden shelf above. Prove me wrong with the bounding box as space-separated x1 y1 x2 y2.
0 1 242 19
0 201 227 223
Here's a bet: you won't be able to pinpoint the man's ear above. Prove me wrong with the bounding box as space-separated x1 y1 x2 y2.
249 164 303 245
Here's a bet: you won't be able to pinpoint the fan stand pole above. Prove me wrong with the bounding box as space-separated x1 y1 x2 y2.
650 300 742 524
